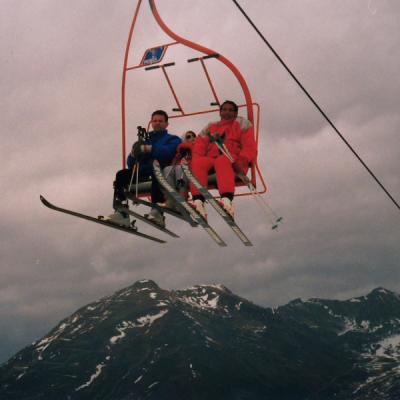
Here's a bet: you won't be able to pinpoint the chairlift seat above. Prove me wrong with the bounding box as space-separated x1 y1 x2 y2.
127 172 245 197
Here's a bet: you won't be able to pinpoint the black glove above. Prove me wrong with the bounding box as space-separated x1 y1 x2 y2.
131 141 143 158
179 148 191 158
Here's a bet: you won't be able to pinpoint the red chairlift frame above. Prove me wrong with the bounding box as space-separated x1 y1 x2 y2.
121 0 267 197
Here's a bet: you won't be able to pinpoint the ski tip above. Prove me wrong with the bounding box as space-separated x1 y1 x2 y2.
40 195 50 206
169 232 180 238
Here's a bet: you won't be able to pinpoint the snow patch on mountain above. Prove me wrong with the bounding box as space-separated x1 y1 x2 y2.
338 318 387 336
187 284 229 292
75 363 106 391
16 367 28 381
338 318 358 336
110 321 136 344
189 363 198 378
110 310 169 345
205 336 218 346
137 309 168 326
182 311 202 328
179 293 220 310
375 334 400 357
70 324 84 335
117 288 135 297
35 322 69 360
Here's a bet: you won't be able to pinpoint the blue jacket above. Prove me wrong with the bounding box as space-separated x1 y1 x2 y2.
127 129 181 176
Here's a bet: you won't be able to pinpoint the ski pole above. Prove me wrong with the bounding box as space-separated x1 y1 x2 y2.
135 162 140 199
215 141 283 229
128 162 138 194
207 131 282 226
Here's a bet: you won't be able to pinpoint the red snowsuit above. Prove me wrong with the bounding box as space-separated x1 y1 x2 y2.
191 117 257 196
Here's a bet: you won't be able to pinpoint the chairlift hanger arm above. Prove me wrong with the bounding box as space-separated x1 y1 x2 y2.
148 0 254 122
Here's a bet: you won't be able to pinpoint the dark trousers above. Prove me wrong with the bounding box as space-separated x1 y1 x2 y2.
113 168 165 209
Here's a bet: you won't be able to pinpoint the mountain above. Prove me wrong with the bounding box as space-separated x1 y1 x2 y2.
1 281 400 399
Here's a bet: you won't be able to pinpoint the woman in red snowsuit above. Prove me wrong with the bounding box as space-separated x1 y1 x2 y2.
190 100 257 218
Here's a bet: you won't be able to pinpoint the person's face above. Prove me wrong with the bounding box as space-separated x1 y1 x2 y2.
220 103 238 121
184 131 196 143
151 114 168 131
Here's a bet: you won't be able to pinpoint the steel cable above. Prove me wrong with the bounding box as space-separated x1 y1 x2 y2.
232 0 400 211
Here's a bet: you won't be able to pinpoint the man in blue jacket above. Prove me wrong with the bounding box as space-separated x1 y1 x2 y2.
106 110 181 228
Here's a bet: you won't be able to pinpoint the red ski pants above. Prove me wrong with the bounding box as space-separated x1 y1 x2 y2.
190 155 241 196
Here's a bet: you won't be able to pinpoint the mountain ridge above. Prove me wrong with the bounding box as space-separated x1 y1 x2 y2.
1 280 399 399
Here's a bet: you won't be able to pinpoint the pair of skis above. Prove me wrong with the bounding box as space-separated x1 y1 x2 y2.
152 161 228 247
40 162 254 246
182 163 252 246
151 161 252 246
207 133 283 230
39 195 167 244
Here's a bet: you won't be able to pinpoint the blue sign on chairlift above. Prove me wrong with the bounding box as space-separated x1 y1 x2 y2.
143 46 166 65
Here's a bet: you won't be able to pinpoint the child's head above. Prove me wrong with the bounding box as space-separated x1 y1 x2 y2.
183 130 196 142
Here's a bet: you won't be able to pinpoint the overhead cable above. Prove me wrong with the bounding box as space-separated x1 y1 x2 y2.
232 0 400 211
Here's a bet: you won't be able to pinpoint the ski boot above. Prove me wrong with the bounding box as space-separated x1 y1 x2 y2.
191 199 207 220
144 208 166 228
220 197 234 219
104 210 131 227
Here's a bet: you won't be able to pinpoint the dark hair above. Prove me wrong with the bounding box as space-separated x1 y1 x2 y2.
220 100 238 113
185 130 196 138
151 110 168 122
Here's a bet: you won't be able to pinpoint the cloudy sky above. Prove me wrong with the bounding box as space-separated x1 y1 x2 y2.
1 0 399 364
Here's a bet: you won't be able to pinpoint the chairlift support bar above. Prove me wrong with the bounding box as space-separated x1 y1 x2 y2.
199 58 220 106
160 65 185 115
187 53 220 63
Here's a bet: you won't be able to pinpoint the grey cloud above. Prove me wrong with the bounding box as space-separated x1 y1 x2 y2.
1 0 399 364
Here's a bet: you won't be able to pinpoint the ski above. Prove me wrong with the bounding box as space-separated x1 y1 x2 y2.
181 164 253 246
125 194 198 227
40 195 166 244
115 205 179 238
152 161 227 247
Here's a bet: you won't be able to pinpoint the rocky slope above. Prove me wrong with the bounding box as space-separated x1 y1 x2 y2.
0 281 399 399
